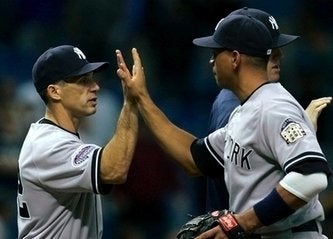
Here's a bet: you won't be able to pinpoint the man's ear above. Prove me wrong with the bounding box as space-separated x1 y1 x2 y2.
231 50 241 69
46 84 61 101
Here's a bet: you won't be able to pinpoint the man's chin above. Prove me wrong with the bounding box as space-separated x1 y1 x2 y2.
86 108 97 116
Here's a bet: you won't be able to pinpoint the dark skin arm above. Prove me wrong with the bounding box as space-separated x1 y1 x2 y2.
116 48 201 176
195 184 307 238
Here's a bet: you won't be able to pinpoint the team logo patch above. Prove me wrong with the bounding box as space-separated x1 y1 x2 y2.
72 145 94 167
280 118 306 144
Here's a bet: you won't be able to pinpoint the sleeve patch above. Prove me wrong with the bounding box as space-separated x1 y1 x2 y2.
280 118 306 144
72 145 95 167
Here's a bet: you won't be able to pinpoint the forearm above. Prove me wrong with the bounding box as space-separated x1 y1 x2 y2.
100 102 138 184
137 94 201 176
192 185 309 239
235 171 328 233
115 48 200 175
236 184 306 232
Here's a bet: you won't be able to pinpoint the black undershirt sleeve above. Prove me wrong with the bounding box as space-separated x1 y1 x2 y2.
95 147 113 195
287 159 332 177
190 138 224 177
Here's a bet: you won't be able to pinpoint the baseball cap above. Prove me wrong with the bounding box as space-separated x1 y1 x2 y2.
229 7 299 48
193 14 273 58
32 45 109 93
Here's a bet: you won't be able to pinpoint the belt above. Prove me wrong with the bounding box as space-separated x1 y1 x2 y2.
250 219 319 238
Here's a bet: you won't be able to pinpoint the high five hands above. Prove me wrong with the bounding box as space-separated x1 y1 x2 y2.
115 48 148 102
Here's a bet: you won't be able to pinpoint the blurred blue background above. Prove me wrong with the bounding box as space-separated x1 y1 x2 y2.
0 0 332 238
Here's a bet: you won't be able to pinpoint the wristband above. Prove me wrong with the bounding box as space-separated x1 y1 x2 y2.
253 188 295 226
212 210 248 239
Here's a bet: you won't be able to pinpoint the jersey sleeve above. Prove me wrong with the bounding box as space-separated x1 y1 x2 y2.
31 135 112 194
260 101 331 176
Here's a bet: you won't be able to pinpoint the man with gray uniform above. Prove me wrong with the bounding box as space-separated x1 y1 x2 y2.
17 45 138 238
205 7 332 213
116 14 331 239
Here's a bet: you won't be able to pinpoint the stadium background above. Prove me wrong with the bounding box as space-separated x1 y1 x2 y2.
0 0 332 238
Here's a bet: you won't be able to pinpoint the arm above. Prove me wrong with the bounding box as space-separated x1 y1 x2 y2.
195 172 328 238
237 171 328 231
99 53 139 184
305 96 332 131
194 184 302 239
116 48 201 176
236 183 307 232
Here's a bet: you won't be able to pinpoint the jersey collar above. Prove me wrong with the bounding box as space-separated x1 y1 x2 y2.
39 118 80 138
240 81 276 105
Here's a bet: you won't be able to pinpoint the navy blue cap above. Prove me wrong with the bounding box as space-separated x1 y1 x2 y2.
193 14 273 58
32 45 109 93
229 7 299 48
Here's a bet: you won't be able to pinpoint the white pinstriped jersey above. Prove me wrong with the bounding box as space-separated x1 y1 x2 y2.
17 118 111 239
192 82 330 236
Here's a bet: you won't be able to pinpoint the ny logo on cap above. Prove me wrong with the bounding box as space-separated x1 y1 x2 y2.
268 16 279 30
73 47 86 60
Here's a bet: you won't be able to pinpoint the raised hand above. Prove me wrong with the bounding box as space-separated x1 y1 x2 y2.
305 97 332 131
115 48 148 102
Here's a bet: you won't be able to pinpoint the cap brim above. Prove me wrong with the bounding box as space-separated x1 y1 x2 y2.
273 34 299 48
67 62 110 78
193 36 223 49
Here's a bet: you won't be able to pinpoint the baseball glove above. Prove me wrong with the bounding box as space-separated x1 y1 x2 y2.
176 210 251 239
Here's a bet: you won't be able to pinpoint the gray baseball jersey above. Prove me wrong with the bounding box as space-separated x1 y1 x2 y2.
191 82 331 236
17 118 111 239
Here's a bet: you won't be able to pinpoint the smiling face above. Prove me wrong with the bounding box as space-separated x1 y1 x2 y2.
57 72 100 118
